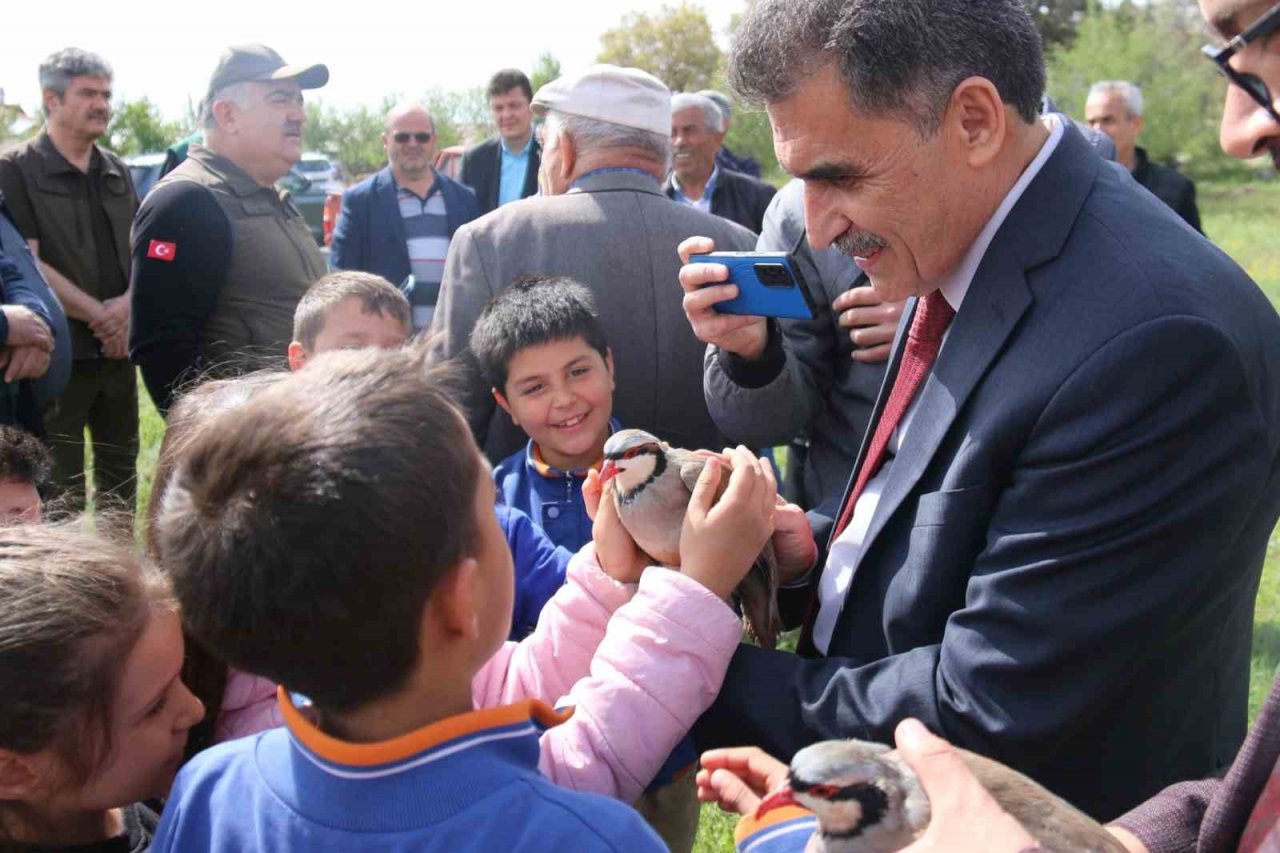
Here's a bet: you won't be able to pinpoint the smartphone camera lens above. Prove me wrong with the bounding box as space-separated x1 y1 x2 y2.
754 263 795 288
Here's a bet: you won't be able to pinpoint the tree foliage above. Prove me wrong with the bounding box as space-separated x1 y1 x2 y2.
1046 0 1245 179
1026 0 1089 48
108 98 188 156
598 3 722 93
302 89 491 178
530 52 562 94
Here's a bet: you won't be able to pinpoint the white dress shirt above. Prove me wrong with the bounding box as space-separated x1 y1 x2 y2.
812 115 1066 654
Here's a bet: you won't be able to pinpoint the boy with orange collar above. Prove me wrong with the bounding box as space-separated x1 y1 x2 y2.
149 346 776 851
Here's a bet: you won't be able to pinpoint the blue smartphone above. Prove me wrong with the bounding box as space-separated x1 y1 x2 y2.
689 252 818 320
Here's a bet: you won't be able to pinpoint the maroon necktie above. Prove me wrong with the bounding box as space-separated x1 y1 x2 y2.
797 290 955 654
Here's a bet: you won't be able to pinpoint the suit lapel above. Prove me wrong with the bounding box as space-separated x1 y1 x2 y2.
487 140 503 210
521 139 541 199
830 122 1100 591
854 247 1032 565
374 168 408 251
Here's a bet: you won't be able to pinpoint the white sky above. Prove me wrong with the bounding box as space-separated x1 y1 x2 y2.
2 0 747 120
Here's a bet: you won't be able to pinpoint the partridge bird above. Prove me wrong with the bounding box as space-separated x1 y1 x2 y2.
599 428 781 648
754 739 1127 853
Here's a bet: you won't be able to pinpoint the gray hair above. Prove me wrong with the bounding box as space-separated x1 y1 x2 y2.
543 109 671 172
38 48 112 114
698 90 732 123
200 81 254 131
1088 81 1144 118
671 93 726 133
729 0 1045 137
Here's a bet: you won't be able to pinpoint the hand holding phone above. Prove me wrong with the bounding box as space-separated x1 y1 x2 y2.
677 237 770 361
688 252 817 320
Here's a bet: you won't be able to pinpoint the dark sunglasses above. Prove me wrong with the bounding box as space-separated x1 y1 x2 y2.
1202 0 1280 125
392 131 433 144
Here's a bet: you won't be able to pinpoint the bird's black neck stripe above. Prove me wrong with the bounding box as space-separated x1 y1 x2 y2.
617 448 666 505
796 781 889 840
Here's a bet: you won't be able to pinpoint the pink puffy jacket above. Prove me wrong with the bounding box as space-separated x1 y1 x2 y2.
215 544 743 803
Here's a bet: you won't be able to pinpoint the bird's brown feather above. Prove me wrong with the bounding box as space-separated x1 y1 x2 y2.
954 749 1127 853
613 444 782 648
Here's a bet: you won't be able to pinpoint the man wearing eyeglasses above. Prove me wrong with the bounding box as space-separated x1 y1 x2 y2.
1106 2 1280 851
329 103 480 330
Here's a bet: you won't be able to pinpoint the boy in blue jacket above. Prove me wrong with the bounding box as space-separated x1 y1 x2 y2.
150 347 667 852
470 276 619 554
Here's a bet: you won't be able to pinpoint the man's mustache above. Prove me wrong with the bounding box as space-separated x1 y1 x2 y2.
283 121 304 136
834 228 888 257
88 110 109 121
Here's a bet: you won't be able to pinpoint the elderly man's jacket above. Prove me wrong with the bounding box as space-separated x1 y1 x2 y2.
431 169 755 460
662 166 778 234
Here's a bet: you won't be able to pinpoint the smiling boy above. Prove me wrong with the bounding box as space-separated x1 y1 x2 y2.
471 276 618 553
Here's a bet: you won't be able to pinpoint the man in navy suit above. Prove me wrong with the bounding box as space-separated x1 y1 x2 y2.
329 103 479 329
679 0 1280 821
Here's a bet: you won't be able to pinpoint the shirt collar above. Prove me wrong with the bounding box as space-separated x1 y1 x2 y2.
258 688 574 832
525 418 619 479
935 113 1064 313
33 132 117 178
671 165 719 203
394 169 441 201
187 143 284 199
278 686 571 771
569 167 661 193
501 133 533 157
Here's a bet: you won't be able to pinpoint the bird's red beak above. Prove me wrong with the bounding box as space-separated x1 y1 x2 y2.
599 459 617 485
754 784 799 819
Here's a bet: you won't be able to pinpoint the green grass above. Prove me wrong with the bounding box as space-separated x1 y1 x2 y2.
114 182 1280 852
1201 181 1280 718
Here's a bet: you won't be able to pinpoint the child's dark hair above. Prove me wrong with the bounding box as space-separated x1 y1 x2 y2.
0 427 50 489
487 68 533 101
146 371 288 758
0 524 172 789
469 275 610 390
155 348 482 712
292 270 411 351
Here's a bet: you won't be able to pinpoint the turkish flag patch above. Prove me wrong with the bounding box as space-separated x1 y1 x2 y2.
147 240 177 262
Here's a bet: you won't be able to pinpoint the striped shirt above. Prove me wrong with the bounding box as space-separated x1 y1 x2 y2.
397 182 451 329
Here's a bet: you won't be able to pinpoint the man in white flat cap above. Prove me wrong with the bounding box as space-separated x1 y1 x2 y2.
432 64 756 462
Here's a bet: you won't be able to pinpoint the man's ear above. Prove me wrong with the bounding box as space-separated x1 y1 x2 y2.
211 99 239 135
604 348 616 388
287 341 308 372
432 557 482 640
492 388 517 424
557 130 576 182
1133 114 1145 136
948 77 1007 170
0 750 46 801
41 89 60 119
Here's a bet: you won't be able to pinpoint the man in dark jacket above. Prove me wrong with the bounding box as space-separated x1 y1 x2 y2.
664 92 776 234
0 47 137 516
329 103 480 329
699 89 763 178
459 69 540 216
1085 80 1202 232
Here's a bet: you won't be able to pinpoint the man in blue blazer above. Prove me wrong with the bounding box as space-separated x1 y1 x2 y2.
679 0 1280 823
330 103 479 329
